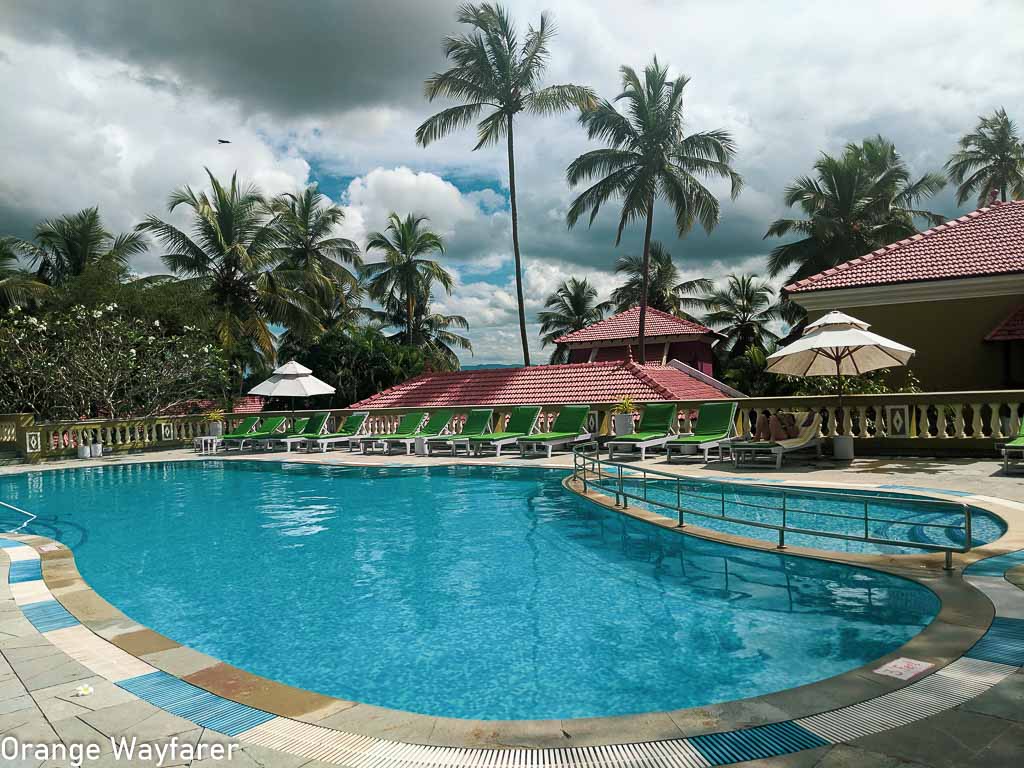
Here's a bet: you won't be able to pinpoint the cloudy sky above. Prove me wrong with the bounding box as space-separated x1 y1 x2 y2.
2 0 1023 364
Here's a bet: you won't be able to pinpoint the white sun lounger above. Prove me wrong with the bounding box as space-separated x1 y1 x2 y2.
732 413 823 469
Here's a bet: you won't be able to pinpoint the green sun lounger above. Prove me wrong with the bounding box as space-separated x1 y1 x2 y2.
1002 426 1024 474
606 403 678 461
382 409 455 455
666 401 738 463
253 417 309 450
270 412 330 452
468 406 542 457
306 412 369 452
224 415 286 450
517 405 593 458
221 415 261 442
359 411 426 454
427 409 494 456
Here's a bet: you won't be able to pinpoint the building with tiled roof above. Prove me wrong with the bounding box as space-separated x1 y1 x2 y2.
349 357 738 412
785 200 1024 390
553 306 719 374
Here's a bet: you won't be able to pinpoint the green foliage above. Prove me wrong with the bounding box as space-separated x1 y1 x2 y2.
765 136 946 301
537 277 606 363
0 241 48 310
361 212 470 370
946 108 1024 205
609 241 711 319
611 396 636 415
268 186 362 319
789 367 923 396
722 345 793 397
137 170 320 379
289 325 426 408
3 207 146 287
698 274 779 362
417 2 595 365
0 305 228 421
566 57 741 362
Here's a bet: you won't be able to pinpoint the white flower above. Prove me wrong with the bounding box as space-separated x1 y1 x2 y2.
73 684 94 697
153 320 160 327
92 310 102 318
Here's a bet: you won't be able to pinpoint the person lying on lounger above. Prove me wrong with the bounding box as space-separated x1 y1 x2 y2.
752 411 799 442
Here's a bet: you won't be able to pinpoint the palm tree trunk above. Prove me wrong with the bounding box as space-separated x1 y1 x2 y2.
506 119 531 366
407 293 415 345
1002 182 1008 202
637 200 655 365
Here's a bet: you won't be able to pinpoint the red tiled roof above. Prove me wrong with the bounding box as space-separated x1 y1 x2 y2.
349 360 727 409
986 304 1024 342
786 201 1024 294
555 306 714 344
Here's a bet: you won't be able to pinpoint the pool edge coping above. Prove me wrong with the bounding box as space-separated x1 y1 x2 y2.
0 456 1018 750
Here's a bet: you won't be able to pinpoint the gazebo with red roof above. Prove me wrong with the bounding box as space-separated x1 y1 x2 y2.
554 306 720 374
785 200 1024 390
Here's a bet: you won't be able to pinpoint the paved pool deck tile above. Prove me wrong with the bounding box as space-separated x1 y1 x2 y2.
851 707 1024 768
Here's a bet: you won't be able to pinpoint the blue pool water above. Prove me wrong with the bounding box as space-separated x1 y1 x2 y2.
597 476 1004 554
1 462 941 720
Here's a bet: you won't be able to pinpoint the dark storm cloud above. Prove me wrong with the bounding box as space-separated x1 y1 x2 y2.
0 0 462 116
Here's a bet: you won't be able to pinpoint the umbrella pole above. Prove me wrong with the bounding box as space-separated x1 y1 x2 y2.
836 358 844 436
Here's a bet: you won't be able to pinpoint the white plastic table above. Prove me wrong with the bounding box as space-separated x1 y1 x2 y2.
193 436 223 455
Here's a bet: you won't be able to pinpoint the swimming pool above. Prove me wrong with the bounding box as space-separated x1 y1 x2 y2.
592 474 1003 554
1 462 940 720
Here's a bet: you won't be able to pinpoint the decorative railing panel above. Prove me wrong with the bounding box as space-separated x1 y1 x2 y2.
13 389 1024 462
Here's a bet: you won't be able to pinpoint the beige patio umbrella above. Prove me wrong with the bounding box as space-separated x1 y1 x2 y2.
766 311 915 443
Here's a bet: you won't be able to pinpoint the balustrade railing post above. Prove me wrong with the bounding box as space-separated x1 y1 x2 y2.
619 465 627 509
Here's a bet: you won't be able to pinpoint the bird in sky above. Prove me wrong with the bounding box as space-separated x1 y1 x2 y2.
217 139 231 144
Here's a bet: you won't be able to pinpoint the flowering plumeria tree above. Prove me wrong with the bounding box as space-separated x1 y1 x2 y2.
0 304 228 420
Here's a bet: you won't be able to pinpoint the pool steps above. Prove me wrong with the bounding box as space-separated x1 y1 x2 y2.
2 529 1022 766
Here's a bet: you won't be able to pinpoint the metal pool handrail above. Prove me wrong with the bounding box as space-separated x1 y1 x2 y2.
571 442 973 570
0 499 37 534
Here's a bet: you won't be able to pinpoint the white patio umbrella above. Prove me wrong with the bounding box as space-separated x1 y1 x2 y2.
766 311 915 448
248 361 335 412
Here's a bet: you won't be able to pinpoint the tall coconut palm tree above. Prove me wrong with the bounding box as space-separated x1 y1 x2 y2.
268 185 362 309
609 241 712 319
566 58 742 364
538 277 606 363
698 274 779 361
946 108 1024 205
416 2 595 366
5 207 146 287
0 241 48 310
766 136 946 292
137 169 318 382
364 213 452 344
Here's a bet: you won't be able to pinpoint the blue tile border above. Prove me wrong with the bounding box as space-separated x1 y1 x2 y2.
118 671 276 737
965 617 1024 667
690 720 828 764
21 599 79 633
9 559 42 583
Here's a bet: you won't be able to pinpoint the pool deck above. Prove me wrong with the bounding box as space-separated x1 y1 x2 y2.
0 449 1021 767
